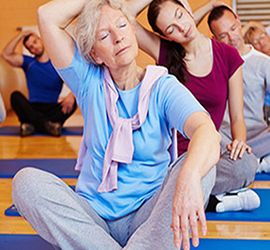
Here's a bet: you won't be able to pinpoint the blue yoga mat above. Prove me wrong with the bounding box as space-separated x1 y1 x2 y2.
0 159 79 178
0 125 83 136
1 234 269 250
206 189 270 222
0 234 54 250
190 238 270 250
255 172 270 181
5 204 21 217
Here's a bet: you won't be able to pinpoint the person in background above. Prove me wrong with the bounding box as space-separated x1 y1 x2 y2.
208 5 270 174
127 0 259 214
1 31 77 137
243 22 270 125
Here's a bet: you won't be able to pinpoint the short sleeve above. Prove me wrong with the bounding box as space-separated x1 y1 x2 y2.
55 42 98 99
158 75 207 137
227 45 244 78
21 55 34 71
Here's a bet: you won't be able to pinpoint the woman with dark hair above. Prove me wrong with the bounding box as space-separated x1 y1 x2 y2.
128 0 259 213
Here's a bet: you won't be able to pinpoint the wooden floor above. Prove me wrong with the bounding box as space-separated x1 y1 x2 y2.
0 109 82 235
1 110 270 243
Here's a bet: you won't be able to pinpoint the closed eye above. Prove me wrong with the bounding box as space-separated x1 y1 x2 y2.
167 26 174 35
177 12 183 20
220 34 227 40
118 22 127 29
100 32 110 41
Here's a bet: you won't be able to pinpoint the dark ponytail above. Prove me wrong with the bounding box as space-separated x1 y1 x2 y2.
148 0 187 84
166 41 187 83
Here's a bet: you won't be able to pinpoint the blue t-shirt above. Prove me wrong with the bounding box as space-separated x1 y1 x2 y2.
21 55 63 103
56 43 206 220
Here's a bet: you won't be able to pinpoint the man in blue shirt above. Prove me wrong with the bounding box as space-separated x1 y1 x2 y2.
1 30 77 136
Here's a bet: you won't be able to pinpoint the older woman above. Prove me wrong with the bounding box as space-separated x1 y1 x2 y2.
12 0 220 249
243 23 270 125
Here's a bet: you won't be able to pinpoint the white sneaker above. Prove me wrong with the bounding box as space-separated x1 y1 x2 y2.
215 188 260 213
257 154 270 173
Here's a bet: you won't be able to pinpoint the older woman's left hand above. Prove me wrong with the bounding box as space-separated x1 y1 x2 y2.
226 139 252 161
171 169 206 250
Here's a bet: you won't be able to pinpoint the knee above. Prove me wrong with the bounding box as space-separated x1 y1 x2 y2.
12 167 44 209
10 91 23 106
10 91 22 101
240 153 258 184
222 151 258 184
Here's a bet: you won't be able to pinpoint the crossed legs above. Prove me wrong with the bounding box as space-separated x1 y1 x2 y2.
12 154 215 250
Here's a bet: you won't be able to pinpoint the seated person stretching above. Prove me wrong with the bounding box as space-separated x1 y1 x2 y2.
1 31 77 136
208 6 270 174
11 0 221 250
127 0 260 213
243 22 270 125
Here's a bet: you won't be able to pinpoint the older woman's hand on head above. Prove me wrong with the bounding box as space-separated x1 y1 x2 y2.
38 0 141 91
242 21 266 38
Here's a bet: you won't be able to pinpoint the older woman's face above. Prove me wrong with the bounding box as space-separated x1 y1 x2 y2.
91 5 138 70
156 1 197 44
249 29 270 55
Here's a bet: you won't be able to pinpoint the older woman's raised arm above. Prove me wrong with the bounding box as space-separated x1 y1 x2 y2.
37 0 87 68
127 0 161 62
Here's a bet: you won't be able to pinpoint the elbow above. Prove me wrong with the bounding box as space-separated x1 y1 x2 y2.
1 51 8 62
37 4 54 30
1 52 5 60
37 4 56 39
37 5 48 26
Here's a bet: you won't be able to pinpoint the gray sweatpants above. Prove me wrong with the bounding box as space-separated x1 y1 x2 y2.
12 153 216 250
220 128 270 159
211 134 259 195
246 128 270 159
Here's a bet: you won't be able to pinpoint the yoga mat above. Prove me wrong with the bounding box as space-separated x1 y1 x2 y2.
255 172 270 181
206 189 270 222
0 125 83 136
0 159 79 178
190 238 270 250
0 234 54 250
1 234 270 249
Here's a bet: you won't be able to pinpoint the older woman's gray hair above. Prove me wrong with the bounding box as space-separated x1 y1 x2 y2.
75 0 135 64
243 26 264 45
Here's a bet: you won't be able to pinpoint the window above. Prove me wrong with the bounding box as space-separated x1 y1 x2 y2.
233 0 270 27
